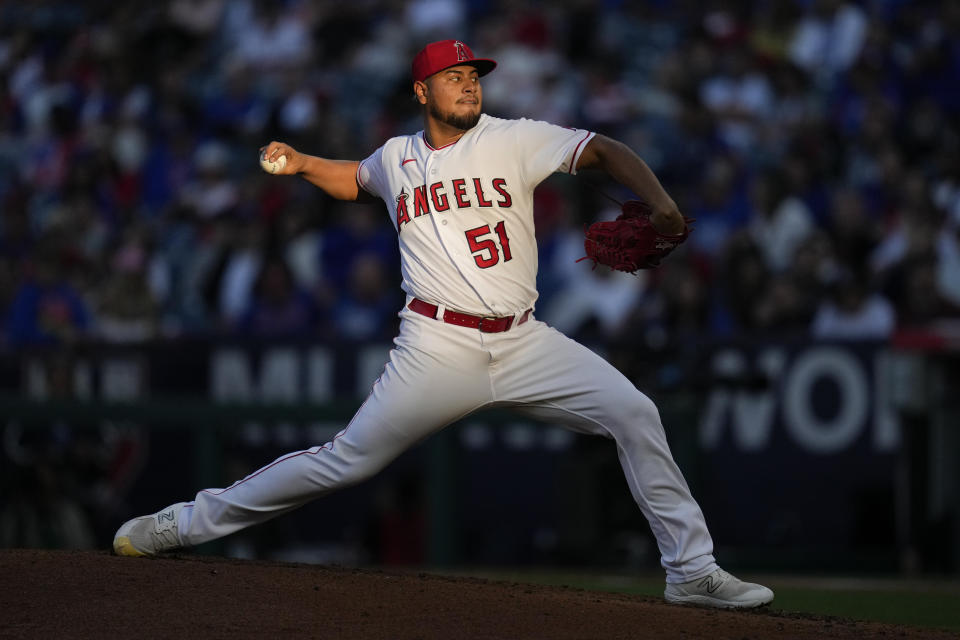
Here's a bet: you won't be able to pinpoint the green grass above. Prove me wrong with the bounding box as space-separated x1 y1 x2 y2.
765 582 960 632
440 569 960 633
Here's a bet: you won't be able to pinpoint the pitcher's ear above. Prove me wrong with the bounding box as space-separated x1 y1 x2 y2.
413 80 428 105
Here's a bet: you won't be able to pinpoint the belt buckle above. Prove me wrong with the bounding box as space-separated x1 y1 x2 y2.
479 316 511 333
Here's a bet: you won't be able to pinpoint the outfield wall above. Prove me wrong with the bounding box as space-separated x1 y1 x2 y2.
0 338 956 574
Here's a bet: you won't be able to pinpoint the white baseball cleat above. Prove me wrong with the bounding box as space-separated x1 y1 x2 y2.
113 502 188 557
664 568 774 609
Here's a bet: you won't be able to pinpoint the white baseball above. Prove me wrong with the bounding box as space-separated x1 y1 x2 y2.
260 151 287 174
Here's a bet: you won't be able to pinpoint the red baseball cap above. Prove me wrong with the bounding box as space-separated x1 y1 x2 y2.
412 40 497 83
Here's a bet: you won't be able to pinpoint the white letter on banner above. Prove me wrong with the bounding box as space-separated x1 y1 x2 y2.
26 358 48 398
700 348 778 451
872 350 901 451
101 359 143 400
307 347 333 402
211 348 253 401
259 348 299 402
784 347 867 453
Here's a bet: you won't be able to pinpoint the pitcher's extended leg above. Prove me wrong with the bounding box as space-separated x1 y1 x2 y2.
181 326 493 545
117 314 493 553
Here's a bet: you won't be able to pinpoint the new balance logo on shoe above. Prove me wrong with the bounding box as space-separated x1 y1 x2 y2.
158 509 175 523
697 574 724 594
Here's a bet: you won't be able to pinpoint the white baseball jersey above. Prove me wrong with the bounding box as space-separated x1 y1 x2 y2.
357 114 595 316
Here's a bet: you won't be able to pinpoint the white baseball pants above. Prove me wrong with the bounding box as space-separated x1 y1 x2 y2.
178 306 718 582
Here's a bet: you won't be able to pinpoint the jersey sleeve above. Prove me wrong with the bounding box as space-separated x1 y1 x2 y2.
515 118 595 187
356 146 387 200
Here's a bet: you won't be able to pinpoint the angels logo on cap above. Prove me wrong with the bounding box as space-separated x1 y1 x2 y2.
412 39 497 83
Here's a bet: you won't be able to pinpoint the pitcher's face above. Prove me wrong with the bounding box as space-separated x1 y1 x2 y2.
417 65 482 131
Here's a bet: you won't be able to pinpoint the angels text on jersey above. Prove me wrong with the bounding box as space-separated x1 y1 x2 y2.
394 177 513 230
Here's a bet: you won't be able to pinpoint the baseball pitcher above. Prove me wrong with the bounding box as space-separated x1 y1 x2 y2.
115 40 773 609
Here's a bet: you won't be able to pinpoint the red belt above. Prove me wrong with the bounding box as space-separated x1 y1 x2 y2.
408 298 531 333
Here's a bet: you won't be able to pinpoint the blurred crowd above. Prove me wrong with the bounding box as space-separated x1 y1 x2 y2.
1 0 959 353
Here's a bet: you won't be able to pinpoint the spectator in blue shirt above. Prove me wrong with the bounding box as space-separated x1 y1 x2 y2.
6 243 91 348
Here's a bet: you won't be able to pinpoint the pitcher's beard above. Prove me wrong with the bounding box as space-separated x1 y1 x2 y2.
429 102 481 131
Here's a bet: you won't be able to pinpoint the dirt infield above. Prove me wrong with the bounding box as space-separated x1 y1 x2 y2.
1 549 956 640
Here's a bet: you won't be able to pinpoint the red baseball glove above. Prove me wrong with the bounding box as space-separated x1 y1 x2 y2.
579 200 693 273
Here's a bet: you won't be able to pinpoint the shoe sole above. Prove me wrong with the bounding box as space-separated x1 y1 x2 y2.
665 594 773 609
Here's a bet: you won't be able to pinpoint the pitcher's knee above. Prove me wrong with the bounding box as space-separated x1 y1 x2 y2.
610 392 664 436
610 391 663 444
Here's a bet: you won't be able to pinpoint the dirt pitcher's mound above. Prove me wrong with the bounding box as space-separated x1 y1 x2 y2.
1 549 954 639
